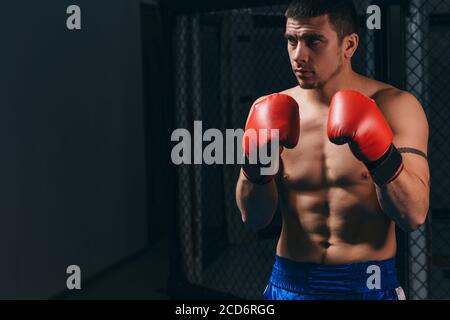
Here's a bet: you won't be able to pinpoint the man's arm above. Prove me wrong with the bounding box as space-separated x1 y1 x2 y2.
236 93 300 230
236 171 279 231
236 95 278 231
375 90 430 231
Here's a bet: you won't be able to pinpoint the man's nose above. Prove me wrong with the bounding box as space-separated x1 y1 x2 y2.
292 43 309 64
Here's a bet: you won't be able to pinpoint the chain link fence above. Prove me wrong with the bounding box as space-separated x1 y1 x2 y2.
170 0 448 299
405 0 450 300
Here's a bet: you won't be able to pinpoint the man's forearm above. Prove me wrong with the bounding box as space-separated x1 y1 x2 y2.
236 171 279 231
376 167 429 232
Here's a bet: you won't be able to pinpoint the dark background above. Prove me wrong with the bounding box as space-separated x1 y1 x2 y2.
0 0 449 299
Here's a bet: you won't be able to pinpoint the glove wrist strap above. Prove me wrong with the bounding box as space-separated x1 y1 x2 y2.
241 156 275 185
365 144 404 186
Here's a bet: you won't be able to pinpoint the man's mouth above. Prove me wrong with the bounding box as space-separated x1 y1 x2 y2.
295 69 314 76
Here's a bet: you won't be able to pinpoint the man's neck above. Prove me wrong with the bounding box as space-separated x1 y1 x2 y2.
304 67 360 105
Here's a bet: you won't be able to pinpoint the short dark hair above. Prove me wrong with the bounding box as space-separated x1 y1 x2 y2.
285 0 358 42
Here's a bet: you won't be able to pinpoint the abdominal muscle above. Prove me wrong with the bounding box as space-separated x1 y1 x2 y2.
275 151 397 265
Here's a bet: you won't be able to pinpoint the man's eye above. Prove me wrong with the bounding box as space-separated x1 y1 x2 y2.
288 39 297 45
308 39 320 46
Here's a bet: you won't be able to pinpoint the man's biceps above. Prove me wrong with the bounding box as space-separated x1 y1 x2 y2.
390 102 429 142
392 130 428 155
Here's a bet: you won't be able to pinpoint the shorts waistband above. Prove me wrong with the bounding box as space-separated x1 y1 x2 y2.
269 255 399 295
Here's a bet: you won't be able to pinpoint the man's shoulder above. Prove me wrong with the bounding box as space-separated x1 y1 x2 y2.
369 84 427 132
371 86 422 113
359 75 417 106
251 87 298 108
279 86 303 102
253 86 300 103
279 86 299 96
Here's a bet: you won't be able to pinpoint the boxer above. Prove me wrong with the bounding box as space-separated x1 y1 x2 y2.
235 0 429 300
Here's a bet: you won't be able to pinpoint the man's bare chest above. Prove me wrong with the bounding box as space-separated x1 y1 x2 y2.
278 108 372 190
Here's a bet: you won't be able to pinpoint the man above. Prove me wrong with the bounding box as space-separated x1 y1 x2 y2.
235 0 429 300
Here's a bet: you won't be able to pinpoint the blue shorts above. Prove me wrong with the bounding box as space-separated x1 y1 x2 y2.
263 255 406 300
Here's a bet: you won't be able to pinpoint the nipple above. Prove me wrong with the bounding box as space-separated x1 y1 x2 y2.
361 171 370 179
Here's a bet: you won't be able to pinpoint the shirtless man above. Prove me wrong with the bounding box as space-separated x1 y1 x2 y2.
235 0 430 300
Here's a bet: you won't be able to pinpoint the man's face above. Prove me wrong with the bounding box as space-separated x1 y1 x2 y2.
285 15 344 89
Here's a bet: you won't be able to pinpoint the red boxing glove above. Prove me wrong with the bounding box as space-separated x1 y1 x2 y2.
327 90 403 186
242 93 300 184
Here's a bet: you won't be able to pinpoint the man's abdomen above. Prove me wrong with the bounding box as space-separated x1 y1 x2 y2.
276 185 397 264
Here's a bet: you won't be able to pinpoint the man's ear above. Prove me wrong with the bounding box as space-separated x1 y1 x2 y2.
343 33 359 59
